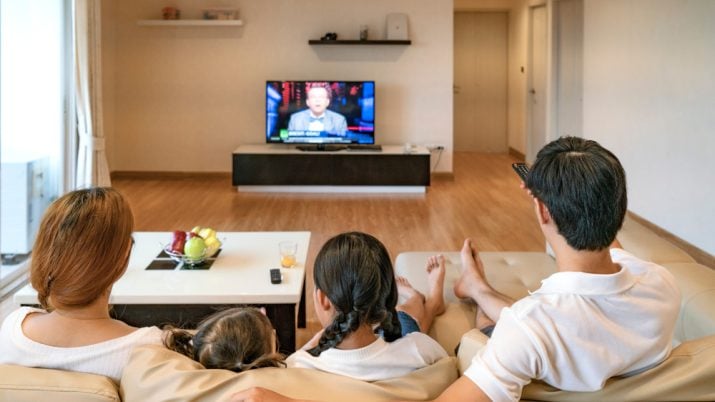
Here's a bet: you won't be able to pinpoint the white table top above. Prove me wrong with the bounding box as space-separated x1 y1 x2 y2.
15 231 311 305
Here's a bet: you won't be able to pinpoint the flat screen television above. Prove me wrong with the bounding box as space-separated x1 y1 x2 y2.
266 81 375 148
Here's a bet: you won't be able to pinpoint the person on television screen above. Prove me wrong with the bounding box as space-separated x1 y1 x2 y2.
288 83 347 136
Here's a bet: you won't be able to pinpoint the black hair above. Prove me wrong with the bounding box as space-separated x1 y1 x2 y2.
308 232 402 357
163 307 285 372
525 136 627 251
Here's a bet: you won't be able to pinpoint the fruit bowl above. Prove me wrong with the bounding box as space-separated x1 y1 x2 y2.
164 246 207 266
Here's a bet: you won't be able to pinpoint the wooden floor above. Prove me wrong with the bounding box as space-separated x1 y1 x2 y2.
113 152 544 346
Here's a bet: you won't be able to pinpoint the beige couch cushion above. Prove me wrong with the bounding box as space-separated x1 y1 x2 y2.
0 364 119 402
459 330 715 401
618 217 695 264
662 262 715 341
120 345 458 402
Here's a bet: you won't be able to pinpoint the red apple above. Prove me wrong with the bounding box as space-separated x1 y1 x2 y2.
170 230 187 254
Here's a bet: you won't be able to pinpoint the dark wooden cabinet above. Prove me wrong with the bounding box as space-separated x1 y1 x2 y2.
232 145 430 187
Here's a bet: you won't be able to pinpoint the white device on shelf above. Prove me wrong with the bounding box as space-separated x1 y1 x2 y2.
386 13 409 40
1 156 50 255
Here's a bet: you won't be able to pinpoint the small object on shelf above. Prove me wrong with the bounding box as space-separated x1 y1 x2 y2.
203 7 239 20
320 32 338 41
162 7 180 20
359 25 368 41
386 13 409 40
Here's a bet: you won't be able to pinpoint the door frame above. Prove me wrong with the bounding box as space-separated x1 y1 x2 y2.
526 2 552 163
526 0 583 162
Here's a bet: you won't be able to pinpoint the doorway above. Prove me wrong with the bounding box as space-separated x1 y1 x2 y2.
453 12 508 152
527 5 548 162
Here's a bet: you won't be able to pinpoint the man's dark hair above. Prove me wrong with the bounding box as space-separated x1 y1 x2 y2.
525 136 627 251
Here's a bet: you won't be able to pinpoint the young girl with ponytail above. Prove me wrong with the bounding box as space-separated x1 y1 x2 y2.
286 231 447 381
163 307 284 372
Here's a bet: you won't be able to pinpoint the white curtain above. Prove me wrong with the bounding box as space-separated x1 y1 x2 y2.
75 0 110 188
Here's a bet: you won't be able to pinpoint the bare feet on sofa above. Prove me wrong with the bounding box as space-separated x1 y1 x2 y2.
396 276 427 329
425 254 447 318
454 238 488 301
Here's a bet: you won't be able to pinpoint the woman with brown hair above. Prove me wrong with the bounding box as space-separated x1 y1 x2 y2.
0 187 163 383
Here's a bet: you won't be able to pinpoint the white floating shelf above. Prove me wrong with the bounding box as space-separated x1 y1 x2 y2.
137 19 243 27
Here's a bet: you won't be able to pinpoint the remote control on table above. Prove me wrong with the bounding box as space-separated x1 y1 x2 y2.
270 268 282 284
511 162 530 182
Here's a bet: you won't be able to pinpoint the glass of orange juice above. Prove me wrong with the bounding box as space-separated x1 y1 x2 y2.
279 241 298 268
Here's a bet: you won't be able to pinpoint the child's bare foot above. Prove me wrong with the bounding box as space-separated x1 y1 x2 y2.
396 275 425 303
395 276 426 328
454 239 488 301
425 255 446 317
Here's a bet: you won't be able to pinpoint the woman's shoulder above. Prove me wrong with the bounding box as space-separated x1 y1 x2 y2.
119 325 164 346
1 306 45 329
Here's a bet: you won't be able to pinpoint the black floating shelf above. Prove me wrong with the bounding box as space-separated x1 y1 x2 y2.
308 39 411 45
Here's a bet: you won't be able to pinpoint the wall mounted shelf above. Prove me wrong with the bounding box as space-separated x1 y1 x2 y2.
137 20 244 27
308 39 411 45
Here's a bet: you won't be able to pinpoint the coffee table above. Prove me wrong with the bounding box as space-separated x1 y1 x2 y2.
15 231 311 353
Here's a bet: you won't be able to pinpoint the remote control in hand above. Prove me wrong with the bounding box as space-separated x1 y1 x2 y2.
511 163 530 182
270 268 282 284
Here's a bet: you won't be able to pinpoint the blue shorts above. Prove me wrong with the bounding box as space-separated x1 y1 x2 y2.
397 311 420 335
480 324 496 338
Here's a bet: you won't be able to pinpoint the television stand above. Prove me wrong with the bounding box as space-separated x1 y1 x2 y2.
232 145 430 192
295 144 347 152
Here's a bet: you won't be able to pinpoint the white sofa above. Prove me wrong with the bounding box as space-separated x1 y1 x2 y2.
1 217 714 401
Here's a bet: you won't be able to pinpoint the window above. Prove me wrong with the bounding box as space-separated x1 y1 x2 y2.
0 0 73 297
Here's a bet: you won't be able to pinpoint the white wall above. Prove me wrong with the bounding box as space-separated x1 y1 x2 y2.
102 0 454 173
583 0 715 254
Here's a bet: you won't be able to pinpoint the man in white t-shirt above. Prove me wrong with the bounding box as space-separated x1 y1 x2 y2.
430 136 681 402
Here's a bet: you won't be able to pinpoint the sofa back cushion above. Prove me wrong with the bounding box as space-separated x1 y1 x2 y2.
662 262 715 341
120 345 458 402
0 364 119 402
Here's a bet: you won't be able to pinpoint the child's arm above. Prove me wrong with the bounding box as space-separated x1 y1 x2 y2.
300 328 324 351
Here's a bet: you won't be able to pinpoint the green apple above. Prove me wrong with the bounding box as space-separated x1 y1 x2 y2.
184 237 206 259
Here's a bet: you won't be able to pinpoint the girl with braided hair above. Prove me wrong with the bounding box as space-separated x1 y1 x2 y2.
163 307 284 372
286 232 447 381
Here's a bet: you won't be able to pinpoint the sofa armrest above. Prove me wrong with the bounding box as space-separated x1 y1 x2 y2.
0 364 119 402
521 335 715 402
456 329 489 375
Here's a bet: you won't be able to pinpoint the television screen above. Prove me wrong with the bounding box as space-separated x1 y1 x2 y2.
266 81 375 145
